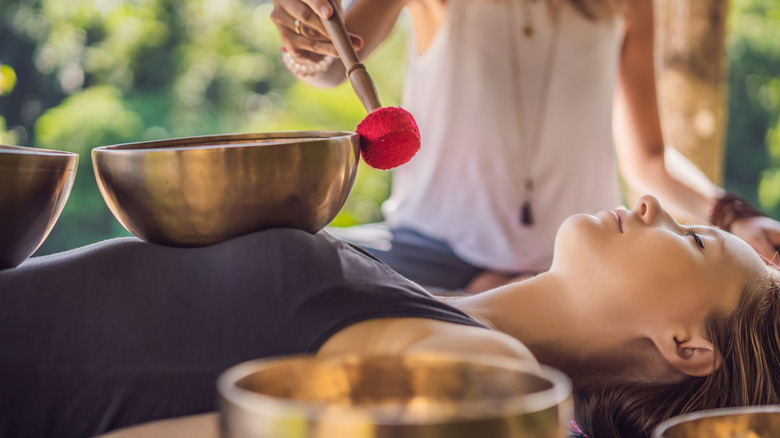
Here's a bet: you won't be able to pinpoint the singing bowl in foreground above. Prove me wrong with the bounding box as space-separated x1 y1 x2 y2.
92 131 359 247
653 406 780 438
0 145 78 269
218 353 573 438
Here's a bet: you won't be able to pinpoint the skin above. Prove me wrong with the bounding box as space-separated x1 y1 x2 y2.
94 2 780 435
455 194 765 381
100 195 766 437
269 0 780 291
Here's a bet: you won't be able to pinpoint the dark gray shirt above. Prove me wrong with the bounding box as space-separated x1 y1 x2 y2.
0 229 486 437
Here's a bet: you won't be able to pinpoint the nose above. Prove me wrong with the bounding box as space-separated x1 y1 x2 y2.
632 194 667 226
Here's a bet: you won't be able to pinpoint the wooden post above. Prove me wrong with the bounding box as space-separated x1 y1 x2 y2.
654 0 729 185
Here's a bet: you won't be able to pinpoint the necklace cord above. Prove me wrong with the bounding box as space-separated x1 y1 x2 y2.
508 0 562 226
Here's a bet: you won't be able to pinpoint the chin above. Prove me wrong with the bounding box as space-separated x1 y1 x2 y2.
551 213 601 267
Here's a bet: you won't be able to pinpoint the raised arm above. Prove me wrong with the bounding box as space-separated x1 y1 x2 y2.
270 0 409 88
613 0 780 262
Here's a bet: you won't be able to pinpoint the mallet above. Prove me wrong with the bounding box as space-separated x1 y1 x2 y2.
320 0 420 170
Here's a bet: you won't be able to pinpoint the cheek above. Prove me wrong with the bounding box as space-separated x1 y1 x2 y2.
552 215 621 283
589 235 699 295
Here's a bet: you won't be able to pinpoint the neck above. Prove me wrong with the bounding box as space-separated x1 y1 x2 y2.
449 271 643 383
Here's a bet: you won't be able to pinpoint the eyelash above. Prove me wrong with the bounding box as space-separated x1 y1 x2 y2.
685 229 705 249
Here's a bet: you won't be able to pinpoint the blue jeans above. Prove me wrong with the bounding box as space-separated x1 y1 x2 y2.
327 223 484 292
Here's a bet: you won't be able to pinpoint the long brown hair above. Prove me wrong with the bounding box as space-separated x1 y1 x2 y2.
574 267 780 437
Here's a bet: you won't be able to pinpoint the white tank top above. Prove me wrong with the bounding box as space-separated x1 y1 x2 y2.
383 0 625 272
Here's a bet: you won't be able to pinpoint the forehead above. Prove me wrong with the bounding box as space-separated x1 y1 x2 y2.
714 229 765 285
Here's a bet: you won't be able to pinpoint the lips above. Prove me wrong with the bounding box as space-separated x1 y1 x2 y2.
612 210 623 233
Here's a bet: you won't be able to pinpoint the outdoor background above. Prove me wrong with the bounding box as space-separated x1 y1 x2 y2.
0 0 778 255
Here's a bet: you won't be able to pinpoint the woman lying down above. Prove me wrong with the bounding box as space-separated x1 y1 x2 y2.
1 195 778 438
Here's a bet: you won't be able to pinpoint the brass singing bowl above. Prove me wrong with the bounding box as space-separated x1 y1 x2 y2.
218 353 573 438
92 131 359 247
0 145 78 269
653 406 780 437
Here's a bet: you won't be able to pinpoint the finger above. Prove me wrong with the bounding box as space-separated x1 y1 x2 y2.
280 27 341 58
282 0 333 43
765 227 780 247
769 251 780 268
751 235 778 265
272 1 362 51
307 0 334 19
271 5 321 39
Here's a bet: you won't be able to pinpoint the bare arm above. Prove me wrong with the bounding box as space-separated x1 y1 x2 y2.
613 0 719 222
270 0 410 88
614 0 780 261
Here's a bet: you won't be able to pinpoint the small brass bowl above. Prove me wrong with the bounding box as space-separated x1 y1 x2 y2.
92 131 359 247
218 354 573 438
0 145 78 269
653 406 780 438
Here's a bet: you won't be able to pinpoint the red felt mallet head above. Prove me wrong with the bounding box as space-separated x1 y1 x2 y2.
320 1 420 170
356 106 420 170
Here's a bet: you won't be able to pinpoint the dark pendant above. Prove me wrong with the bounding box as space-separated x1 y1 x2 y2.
521 201 534 226
523 25 534 38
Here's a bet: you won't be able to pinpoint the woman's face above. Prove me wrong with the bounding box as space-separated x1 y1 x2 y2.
551 195 765 323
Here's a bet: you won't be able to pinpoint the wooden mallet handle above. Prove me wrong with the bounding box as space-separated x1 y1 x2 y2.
320 0 381 113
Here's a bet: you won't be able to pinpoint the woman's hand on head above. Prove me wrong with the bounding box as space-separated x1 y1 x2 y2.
731 216 780 265
730 216 780 266
270 0 363 62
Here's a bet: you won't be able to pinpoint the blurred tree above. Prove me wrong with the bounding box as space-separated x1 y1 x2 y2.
0 62 16 95
726 0 780 217
1 0 776 257
34 86 142 252
0 0 405 254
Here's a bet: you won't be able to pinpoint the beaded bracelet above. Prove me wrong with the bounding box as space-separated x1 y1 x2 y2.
282 51 334 76
708 191 768 231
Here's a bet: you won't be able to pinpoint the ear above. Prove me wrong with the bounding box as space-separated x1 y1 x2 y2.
651 333 720 377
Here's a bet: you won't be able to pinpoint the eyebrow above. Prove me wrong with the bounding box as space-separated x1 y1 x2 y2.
702 227 726 255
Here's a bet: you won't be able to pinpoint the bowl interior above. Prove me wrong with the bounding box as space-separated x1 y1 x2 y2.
220 354 571 424
0 144 78 169
653 406 780 438
93 131 356 152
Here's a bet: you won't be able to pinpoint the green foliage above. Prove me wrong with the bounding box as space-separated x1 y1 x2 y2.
0 0 403 254
725 0 780 217
0 64 16 95
1 0 777 255
0 117 17 144
34 86 143 253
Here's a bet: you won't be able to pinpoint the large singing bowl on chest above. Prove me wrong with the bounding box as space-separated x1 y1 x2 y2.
92 131 359 247
218 353 574 438
653 406 780 438
0 145 78 269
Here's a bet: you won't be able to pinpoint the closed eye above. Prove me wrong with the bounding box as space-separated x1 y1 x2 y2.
685 229 705 250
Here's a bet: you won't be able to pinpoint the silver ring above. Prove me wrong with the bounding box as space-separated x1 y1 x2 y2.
294 19 302 35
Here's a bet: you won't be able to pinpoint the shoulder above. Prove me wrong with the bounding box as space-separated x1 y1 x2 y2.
319 317 537 365
404 319 537 362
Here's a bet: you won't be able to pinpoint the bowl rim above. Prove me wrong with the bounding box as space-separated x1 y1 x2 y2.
92 131 358 153
652 405 780 437
0 144 79 170
218 352 573 425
